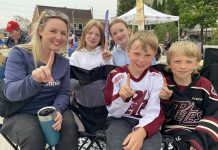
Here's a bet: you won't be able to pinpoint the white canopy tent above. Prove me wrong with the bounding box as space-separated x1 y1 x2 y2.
118 4 179 25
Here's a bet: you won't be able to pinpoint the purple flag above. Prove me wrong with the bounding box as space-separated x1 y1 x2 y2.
104 10 109 41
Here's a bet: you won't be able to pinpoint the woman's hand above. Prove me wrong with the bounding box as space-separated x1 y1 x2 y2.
52 111 62 131
123 127 147 150
160 78 173 100
32 51 54 83
119 73 135 102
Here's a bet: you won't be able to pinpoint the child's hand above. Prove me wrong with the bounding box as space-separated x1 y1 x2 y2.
102 42 112 61
32 51 54 83
119 73 135 102
52 111 62 131
160 78 173 100
190 146 197 150
123 127 146 150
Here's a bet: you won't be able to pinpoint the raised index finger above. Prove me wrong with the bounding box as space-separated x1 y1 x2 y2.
46 51 54 70
126 73 131 87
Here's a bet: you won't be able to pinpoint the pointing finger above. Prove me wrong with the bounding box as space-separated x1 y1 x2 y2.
126 73 131 87
46 51 55 70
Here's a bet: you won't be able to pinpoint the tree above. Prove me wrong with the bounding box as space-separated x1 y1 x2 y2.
175 0 218 43
152 0 158 10
153 22 178 44
117 0 136 16
166 0 179 16
13 15 31 32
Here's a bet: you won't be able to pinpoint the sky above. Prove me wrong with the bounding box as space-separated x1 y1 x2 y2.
0 0 117 29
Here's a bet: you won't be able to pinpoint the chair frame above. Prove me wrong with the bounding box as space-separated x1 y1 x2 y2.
0 123 53 150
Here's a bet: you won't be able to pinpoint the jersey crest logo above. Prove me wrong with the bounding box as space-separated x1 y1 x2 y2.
174 100 202 126
125 90 148 117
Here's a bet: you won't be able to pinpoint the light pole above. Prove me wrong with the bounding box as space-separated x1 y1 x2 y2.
72 10 75 34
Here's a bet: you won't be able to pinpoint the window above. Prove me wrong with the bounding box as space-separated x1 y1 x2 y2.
79 24 83 30
74 23 77 30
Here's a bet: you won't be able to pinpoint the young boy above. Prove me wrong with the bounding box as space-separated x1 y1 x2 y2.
160 41 218 150
105 31 164 150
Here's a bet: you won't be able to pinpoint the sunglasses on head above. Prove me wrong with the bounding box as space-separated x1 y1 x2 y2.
43 9 69 21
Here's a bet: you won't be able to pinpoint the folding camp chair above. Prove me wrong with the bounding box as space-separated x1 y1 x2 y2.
70 65 117 150
0 123 53 150
0 123 19 150
203 47 218 67
200 64 218 92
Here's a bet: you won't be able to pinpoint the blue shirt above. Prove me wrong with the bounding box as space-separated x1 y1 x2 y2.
112 45 130 66
5 34 27 48
4 47 70 114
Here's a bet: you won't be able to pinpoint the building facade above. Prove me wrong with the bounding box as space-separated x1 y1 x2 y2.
31 5 93 36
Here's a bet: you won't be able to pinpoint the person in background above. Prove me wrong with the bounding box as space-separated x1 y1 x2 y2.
1 9 78 150
163 32 172 53
160 41 218 150
68 35 80 57
105 30 164 150
4 20 27 48
180 31 188 41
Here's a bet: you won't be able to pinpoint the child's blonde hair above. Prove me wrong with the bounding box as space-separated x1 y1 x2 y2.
127 30 158 53
167 41 202 73
76 19 105 51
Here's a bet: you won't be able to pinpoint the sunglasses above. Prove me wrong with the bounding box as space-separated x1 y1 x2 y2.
42 9 69 22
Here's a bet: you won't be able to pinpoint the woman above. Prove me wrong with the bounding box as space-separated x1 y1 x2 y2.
1 10 78 150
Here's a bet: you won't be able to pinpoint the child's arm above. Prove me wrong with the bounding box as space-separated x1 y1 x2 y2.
105 72 134 118
160 78 173 100
188 80 218 150
122 127 147 150
135 74 165 138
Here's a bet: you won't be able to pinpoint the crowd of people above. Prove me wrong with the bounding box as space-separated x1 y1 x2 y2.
0 9 217 150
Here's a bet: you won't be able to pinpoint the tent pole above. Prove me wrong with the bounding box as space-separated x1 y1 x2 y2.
178 21 180 41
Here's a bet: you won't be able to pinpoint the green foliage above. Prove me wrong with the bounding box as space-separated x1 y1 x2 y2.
166 0 179 16
13 15 31 32
152 0 158 10
176 0 218 43
206 28 218 45
117 0 136 16
153 22 178 44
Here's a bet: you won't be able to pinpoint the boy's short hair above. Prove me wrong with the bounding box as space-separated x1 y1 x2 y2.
167 41 202 64
167 41 202 74
127 30 158 53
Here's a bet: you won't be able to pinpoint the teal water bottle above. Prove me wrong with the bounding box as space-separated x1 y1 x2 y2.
37 106 60 146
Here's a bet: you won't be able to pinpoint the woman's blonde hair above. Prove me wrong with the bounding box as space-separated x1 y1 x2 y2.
127 30 158 53
167 41 202 74
76 19 105 51
20 9 69 67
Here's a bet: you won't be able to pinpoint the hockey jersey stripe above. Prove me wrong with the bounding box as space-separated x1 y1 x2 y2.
196 125 218 142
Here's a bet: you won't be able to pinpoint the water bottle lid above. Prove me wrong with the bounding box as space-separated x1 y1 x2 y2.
38 107 56 116
37 106 56 121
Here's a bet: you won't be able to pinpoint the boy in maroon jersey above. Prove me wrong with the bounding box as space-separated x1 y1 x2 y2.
105 30 164 150
160 41 218 150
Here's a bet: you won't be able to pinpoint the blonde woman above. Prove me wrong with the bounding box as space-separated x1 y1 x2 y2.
1 10 78 150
